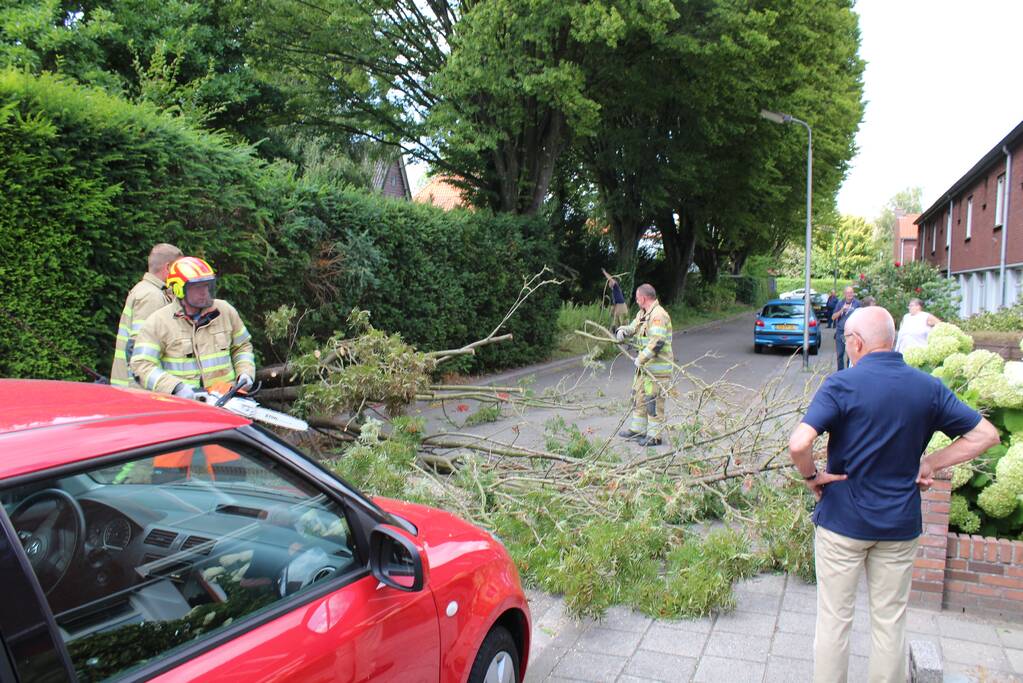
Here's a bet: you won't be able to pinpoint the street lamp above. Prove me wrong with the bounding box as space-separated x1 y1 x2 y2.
761 108 813 369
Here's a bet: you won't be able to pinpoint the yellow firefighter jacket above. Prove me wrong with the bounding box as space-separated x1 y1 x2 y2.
130 299 256 394
622 302 674 376
110 273 173 386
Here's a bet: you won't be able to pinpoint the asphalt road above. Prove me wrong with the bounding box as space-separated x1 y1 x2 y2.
415 311 839 455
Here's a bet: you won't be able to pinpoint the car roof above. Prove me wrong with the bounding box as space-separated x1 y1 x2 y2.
764 299 808 306
0 380 250 480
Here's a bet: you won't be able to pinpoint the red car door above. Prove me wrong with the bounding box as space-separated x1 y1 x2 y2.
152 572 442 683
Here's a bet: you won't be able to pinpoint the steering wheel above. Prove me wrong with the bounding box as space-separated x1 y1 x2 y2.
9 488 87 594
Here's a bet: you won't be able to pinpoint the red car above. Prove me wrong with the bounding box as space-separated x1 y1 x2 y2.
0 380 530 683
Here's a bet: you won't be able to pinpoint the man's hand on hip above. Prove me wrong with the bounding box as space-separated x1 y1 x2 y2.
805 471 848 501
916 459 935 491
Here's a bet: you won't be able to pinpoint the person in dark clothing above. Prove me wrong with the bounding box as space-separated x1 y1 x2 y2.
831 286 860 371
602 268 629 328
788 306 998 682
825 290 838 328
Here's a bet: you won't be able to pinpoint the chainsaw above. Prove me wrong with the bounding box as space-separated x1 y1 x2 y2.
197 379 309 432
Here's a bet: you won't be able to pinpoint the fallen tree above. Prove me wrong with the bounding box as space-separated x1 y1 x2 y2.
252 270 827 618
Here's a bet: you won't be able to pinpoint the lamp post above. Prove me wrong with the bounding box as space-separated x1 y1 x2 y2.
761 109 813 370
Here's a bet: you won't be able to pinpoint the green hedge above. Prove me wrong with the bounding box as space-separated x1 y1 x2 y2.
0 71 558 380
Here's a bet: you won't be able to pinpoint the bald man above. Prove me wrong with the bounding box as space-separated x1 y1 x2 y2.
789 306 998 683
831 286 860 371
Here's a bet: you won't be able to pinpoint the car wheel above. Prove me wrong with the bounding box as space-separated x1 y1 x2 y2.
753 344 763 354
810 343 819 356
468 625 519 683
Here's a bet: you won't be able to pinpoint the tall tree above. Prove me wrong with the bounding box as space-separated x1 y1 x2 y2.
0 0 281 145
238 0 677 214
874 186 923 256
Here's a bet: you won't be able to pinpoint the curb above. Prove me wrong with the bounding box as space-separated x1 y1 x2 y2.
472 309 754 387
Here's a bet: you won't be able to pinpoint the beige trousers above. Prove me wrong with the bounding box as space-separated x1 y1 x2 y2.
813 526 918 683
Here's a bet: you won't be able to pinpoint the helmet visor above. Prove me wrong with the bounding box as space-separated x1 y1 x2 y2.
183 278 216 309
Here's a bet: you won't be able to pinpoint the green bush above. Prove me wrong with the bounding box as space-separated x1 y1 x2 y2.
959 303 1023 333
729 275 771 306
0 71 559 379
684 275 737 312
0 70 266 380
854 261 960 322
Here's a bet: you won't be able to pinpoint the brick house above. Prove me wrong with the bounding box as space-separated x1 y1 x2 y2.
915 119 1023 316
371 156 412 200
413 175 470 210
894 212 921 264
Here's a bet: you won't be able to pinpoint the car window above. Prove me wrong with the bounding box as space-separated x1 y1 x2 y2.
2 441 358 682
761 304 805 318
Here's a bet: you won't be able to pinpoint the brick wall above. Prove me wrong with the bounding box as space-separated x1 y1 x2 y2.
944 534 1023 618
910 474 952 610
910 470 1023 621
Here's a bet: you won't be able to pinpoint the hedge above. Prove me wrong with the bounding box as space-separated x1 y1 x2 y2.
0 71 558 380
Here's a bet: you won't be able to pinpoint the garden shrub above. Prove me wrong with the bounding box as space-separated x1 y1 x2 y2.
0 70 265 380
915 321 1023 539
0 71 559 380
959 303 1023 333
855 260 960 322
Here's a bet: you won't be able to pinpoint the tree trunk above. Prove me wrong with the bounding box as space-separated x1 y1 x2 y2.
611 212 642 284
659 208 697 304
694 242 719 283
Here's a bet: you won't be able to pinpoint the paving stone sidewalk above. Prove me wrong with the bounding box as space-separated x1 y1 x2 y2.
524 573 1023 683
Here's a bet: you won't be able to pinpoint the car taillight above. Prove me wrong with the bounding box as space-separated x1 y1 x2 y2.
809 319 817 327
755 319 765 327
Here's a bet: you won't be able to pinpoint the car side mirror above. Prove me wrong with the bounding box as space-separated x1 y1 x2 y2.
369 525 427 592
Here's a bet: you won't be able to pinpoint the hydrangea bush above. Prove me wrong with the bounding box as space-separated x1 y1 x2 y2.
918 324 1023 539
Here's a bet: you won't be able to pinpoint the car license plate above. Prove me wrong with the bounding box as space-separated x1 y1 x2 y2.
775 324 797 330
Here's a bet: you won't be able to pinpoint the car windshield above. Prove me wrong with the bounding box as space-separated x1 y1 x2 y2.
762 304 805 319
3 440 357 682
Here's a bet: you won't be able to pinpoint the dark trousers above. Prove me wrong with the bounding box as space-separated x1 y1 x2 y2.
835 332 848 371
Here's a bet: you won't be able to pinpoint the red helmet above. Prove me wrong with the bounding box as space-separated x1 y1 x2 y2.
166 257 216 310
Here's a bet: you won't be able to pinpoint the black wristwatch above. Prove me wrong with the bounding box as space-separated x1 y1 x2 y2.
803 470 818 481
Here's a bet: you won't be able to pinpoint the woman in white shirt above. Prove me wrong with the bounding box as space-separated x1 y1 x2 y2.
895 298 940 352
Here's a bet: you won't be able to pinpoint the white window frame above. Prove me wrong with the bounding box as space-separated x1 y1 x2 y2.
996 174 1006 228
931 221 936 254
966 196 973 240
946 205 952 248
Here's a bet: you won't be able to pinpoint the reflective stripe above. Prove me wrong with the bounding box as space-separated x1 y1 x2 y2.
235 352 255 365
200 361 233 374
233 329 251 344
144 368 166 391
134 344 161 360
110 379 131 387
164 364 200 375
131 321 145 332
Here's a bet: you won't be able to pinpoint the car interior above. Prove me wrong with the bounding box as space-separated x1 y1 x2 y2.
1 441 359 682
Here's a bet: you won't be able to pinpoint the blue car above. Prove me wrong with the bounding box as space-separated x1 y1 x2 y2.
754 299 821 354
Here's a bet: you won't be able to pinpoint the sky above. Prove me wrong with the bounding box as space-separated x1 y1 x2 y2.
839 0 1023 219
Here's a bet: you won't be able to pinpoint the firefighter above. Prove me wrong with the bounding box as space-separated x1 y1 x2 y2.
615 283 673 447
130 256 255 398
110 243 183 386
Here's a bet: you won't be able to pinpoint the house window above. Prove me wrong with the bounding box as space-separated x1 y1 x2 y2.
966 196 973 240
996 174 1006 228
946 207 952 248
931 222 936 254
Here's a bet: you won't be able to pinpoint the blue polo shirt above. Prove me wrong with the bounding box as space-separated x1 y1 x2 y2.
802 351 981 541
834 298 860 335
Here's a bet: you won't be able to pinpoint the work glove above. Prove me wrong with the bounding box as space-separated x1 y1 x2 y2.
237 373 254 391
615 328 626 342
173 383 196 400
634 356 643 369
